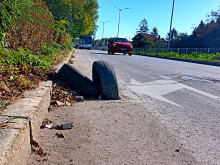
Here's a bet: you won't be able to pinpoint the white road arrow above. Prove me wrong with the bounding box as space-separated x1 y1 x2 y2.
128 79 220 107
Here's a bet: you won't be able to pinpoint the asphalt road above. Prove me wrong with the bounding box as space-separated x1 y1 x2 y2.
78 49 220 164
27 49 220 165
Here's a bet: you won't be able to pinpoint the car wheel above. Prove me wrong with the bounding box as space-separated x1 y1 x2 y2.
129 53 132 56
111 51 114 55
58 64 99 98
123 53 126 55
92 60 119 100
108 50 110 54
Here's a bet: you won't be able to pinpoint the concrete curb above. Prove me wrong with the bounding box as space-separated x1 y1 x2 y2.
0 50 74 165
134 53 220 67
0 81 52 165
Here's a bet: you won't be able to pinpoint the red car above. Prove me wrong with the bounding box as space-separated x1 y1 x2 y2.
108 37 133 55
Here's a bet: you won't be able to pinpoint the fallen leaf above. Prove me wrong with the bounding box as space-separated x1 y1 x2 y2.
56 132 65 138
65 101 72 106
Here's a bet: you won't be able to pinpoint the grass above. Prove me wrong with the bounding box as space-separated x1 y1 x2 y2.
135 51 220 62
0 42 73 110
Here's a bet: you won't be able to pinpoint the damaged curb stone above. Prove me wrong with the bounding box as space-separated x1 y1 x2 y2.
0 81 52 165
0 115 31 165
4 81 52 139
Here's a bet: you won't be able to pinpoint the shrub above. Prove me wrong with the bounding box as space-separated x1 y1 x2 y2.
0 0 72 54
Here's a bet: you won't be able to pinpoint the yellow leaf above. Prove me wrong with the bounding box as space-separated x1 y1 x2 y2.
65 102 72 106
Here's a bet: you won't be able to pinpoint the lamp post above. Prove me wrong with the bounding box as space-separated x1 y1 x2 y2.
167 0 175 52
115 6 129 37
101 20 110 39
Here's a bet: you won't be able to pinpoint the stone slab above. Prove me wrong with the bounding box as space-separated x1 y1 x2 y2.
4 81 52 138
0 116 30 165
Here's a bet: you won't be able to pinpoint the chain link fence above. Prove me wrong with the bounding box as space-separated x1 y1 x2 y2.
133 48 220 54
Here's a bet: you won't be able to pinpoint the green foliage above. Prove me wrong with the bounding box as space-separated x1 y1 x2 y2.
137 18 149 34
169 7 220 48
135 51 220 62
0 43 73 109
151 27 159 38
44 0 99 39
132 34 166 48
0 0 72 52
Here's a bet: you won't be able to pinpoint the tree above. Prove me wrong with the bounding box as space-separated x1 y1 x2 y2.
150 27 159 37
44 0 99 39
44 0 70 21
137 18 148 34
164 6 220 48
166 28 178 41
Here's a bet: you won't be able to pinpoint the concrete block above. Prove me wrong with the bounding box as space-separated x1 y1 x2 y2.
4 81 52 138
0 116 30 165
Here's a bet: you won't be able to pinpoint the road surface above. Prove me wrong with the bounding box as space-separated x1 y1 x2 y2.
78 49 220 163
28 49 220 165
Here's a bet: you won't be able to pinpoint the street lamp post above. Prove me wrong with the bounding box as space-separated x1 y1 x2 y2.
101 20 110 39
167 0 175 52
115 7 129 37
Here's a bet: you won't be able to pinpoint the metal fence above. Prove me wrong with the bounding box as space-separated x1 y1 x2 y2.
92 46 220 54
133 48 220 54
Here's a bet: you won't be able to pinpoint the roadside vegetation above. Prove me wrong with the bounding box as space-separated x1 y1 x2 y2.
0 42 73 110
131 7 220 49
135 51 220 62
0 0 99 110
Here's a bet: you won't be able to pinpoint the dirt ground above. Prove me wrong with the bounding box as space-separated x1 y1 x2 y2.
27 101 199 165
27 50 200 165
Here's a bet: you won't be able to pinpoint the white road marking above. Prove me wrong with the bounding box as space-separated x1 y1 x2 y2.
128 79 220 107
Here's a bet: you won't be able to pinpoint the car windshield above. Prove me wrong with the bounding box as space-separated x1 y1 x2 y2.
115 38 129 43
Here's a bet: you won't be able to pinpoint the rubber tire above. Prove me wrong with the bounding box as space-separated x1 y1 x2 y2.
108 50 110 54
111 51 114 55
92 60 119 100
129 53 132 56
123 53 126 55
58 64 99 98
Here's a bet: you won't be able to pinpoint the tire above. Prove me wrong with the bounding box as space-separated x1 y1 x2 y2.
108 50 110 54
123 53 126 55
129 53 132 56
111 51 114 55
58 64 99 98
92 60 119 100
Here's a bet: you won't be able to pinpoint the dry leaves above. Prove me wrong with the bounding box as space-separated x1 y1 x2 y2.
31 138 46 157
49 81 84 111
0 64 48 111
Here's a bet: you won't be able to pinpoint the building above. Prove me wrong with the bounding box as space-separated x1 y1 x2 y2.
132 33 166 48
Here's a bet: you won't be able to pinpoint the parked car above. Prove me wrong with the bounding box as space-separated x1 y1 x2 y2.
108 37 133 55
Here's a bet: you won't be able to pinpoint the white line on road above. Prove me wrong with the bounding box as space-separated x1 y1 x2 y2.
128 79 220 107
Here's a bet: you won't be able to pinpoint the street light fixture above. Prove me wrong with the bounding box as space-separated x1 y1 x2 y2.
101 20 110 39
115 6 129 37
167 0 175 52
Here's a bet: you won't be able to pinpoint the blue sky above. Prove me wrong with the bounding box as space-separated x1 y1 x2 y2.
96 0 220 40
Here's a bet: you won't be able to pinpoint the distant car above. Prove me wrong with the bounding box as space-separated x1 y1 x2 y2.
108 37 133 55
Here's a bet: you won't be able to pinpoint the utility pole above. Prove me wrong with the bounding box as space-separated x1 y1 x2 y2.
68 15 72 35
115 6 129 37
167 0 175 52
101 20 110 39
